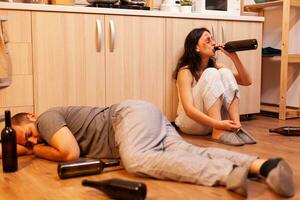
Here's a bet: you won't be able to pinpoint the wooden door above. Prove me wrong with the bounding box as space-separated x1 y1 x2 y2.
105 15 165 112
32 12 106 114
217 20 262 114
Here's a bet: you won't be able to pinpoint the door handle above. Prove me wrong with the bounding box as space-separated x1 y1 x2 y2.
0 16 8 21
96 19 102 52
221 25 226 43
109 19 115 52
211 25 215 42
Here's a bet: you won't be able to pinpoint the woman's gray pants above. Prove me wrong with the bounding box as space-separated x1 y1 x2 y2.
112 100 256 186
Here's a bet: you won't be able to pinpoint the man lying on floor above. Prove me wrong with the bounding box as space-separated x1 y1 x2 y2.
0 100 295 198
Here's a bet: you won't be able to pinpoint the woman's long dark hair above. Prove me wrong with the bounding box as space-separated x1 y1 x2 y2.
173 27 216 81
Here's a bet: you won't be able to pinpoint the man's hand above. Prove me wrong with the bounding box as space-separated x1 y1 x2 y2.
0 144 33 159
31 127 80 162
32 143 46 155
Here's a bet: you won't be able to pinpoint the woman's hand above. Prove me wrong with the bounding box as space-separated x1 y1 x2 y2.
216 45 252 86
215 120 241 132
218 46 238 60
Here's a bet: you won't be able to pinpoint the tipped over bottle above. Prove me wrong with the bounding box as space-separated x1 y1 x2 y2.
57 159 120 179
82 178 147 200
214 39 258 52
1 110 18 173
269 126 300 136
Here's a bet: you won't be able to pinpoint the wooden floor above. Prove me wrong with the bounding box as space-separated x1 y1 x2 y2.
1 115 300 200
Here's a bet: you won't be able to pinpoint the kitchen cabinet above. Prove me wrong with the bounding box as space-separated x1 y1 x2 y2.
32 12 106 114
32 12 165 114
217 20 262 116
104 15 165 111
0 10 33 120
165 18 262 121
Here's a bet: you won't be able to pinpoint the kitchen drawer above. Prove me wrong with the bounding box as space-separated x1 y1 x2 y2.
0 10 31 43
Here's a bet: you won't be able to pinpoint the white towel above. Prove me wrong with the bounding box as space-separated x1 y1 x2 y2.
0 19 12 88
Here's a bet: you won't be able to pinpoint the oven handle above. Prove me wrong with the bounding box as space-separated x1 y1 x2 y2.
96 19 102 52
109 19 115 52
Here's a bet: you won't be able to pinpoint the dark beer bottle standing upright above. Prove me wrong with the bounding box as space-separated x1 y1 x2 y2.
1 110 18 172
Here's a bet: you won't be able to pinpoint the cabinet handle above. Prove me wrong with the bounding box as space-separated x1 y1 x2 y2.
221 25 226 43
211 25 215 41
109 19 115 52
96 19 102 52
0 16 8 21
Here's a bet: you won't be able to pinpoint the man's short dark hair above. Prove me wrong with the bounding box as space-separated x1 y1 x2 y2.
11 113 31 125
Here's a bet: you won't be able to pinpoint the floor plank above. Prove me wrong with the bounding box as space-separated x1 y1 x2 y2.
0 115 299 200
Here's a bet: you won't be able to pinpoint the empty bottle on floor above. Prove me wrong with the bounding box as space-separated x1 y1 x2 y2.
82 178 147 200
269 126 300 136
57 159 120 179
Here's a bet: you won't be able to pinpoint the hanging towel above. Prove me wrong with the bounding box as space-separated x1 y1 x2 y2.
0 17 12 88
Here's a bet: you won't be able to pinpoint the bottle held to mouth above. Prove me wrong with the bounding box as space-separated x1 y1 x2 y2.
57 159 120 179
214 39 258 52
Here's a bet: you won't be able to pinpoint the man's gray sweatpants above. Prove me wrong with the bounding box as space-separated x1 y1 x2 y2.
112 100 256 186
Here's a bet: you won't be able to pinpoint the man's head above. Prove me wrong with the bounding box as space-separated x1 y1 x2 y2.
12 113 41 148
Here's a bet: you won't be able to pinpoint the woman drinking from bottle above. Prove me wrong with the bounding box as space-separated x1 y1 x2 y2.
173 27 256 146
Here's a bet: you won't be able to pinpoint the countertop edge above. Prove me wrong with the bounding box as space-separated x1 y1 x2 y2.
0 2 264 22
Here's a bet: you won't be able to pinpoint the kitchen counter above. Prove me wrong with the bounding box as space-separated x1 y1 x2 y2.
0 2 263 21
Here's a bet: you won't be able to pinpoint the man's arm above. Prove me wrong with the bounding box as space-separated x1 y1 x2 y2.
0 144 32 159
33 126 80 162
